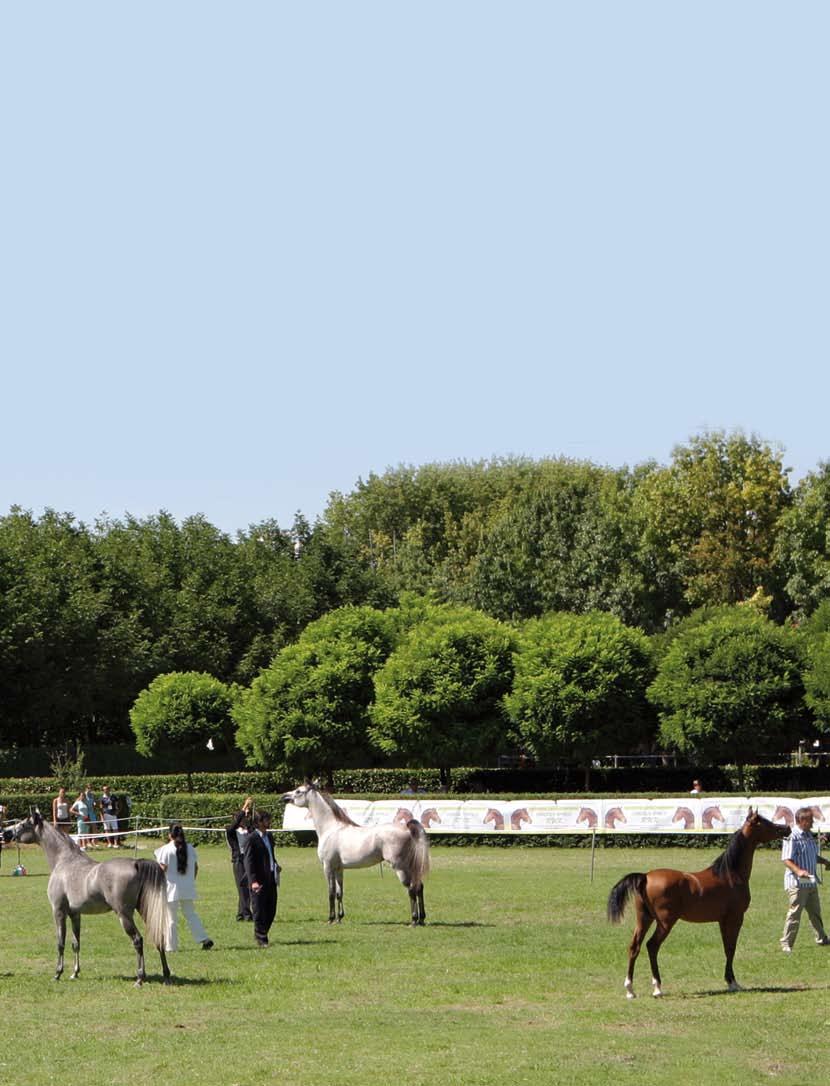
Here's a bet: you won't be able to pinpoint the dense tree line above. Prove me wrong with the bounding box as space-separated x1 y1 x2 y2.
3 431 830 759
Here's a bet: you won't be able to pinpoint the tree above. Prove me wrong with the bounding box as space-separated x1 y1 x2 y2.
647 608 806 786
636 431 791 612
369 609 516 784
773 463 830 620
233 606 396 781
504 612 655 788
130 672 236 789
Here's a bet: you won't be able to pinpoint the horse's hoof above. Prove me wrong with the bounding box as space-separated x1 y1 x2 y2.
134 979 143 988
163 977 173 986
625 990 636 1000
652 988 663 998
727 981 742 993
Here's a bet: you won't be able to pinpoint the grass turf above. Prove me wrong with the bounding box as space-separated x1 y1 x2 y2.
1 842 828 1085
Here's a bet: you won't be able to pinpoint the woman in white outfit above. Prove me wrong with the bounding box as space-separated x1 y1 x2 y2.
154 823 214 952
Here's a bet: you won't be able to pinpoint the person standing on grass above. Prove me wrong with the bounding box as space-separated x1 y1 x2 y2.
155 823 214 952
243 810 280 948
99 785 120 847
52 787 71 834
225 796 254 921
84 784 99 847
69 789 92 849
780 806 830 952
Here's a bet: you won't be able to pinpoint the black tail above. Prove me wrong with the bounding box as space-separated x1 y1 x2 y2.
607 872 647 923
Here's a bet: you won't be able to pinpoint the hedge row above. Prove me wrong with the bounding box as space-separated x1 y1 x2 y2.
4 764 830 799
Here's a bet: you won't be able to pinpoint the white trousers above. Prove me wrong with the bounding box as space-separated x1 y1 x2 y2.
166 899 209 952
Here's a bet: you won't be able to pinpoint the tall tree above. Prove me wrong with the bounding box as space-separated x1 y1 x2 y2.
369 607 516 784
773 463 830 619
648 606 806 786
504 612 655 787
635 431 791 613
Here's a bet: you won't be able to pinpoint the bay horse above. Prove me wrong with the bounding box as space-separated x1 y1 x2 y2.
4 811 170 986
282 783 430 925
607 808 789 998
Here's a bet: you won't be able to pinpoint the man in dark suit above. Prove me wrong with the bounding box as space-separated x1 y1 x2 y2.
243 810 280 947
226 797 253 921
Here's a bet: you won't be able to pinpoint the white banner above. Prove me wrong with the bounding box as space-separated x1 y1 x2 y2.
281 796 830 834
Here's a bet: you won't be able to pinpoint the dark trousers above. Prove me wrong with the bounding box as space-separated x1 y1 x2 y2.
251 876 277 945
232 858 252 919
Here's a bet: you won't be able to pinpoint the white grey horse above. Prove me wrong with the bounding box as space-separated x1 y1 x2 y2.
4 811 171 985
282 782 430 925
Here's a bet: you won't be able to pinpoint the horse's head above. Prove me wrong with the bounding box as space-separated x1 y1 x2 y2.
745 807 790 843
281 782 316 808
5 810 43 844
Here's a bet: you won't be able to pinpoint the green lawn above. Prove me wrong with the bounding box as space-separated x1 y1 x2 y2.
1 842 828 1085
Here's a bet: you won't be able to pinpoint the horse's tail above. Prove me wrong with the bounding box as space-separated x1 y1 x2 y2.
405 819 430 888
607 872 647 924
134 860 169 949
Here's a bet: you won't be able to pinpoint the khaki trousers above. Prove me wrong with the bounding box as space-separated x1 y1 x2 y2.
781 884 827 948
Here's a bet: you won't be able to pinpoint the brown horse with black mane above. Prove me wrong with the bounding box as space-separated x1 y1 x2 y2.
607 808 789 998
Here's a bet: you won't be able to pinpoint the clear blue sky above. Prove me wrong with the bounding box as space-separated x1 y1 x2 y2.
2 4 828 536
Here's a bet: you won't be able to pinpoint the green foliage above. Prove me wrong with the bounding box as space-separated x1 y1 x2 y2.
636 431 791 612
774 463 830 619
505 612 655 777
803 631 830 728
648 607 807 769
130 672 236 764
233 606 396 776
369 608 516 773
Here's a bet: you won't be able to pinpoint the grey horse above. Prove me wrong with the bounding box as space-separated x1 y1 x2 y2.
4 811 171 986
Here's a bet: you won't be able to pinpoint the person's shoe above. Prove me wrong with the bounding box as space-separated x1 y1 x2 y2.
781 944 793 953
256 940 269 949
816 936 830 945
201 939 214 950
236 915 246 921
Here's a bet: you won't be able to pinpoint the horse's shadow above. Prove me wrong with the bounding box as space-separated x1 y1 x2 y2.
685 984 830 998
232 938 339 950
117 974 214 986
360 919 493 928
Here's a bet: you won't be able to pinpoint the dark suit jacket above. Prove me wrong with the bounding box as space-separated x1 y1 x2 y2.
225 810 249 863
243 830 278 887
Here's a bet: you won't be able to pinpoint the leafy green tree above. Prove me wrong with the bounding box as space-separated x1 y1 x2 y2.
636 431 791 612
773 463 830 619
504 612 655 788
648 608 806 786
369 608 516 784
130 671 236 788
233 606 396 781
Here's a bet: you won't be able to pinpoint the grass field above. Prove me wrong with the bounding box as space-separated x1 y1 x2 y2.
2 841 829 1085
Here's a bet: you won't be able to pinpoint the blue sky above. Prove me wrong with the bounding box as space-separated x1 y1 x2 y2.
2 4 828 536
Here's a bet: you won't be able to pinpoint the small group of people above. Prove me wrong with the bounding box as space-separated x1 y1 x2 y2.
52 784 121 849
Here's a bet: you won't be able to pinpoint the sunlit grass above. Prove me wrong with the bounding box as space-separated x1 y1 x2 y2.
1 842 828 1085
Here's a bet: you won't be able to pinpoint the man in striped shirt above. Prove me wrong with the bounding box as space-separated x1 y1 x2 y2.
780 806 830 952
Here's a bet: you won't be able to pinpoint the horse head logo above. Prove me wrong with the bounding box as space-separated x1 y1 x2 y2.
394 808 414 826
773 805 794 827
605 807 627 829
672 806 695 829
576 807 598 828
483 809 505 831
420 808 442 828
702 805 725 829
511 808 532 830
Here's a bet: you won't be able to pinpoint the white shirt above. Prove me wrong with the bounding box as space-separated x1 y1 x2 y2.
155 841 199 902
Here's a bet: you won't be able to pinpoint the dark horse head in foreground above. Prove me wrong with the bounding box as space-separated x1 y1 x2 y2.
607 808 789 998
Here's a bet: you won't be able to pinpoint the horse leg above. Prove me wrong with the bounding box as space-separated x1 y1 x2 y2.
645 920 675 997
117 910 147 987
408 884 419 926
335 868 345 922
69 913 81 980
417 884 426 926
53 908 67 981
719 914 745 992
624 899 653 999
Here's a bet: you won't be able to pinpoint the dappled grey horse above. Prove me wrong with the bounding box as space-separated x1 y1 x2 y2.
4 811 171 985
283 783 430 925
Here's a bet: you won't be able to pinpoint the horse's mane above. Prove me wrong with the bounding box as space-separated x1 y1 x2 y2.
315 788 359 827
40 818 86 855
709 826 747 879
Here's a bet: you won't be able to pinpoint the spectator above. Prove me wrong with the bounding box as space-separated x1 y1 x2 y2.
84 784 99 848
69 790 92 849
154 823 213 952
99 785 120 848
52 787 71 834
780 806 830 953
690 779 703 796
225 797 253 921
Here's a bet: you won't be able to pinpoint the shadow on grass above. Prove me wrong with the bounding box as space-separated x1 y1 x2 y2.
684 984 830 998
359 920 493 928
115 975 215 986
231 938 339 950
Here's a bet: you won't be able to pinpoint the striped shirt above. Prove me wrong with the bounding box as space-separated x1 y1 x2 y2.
782 826 821 890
